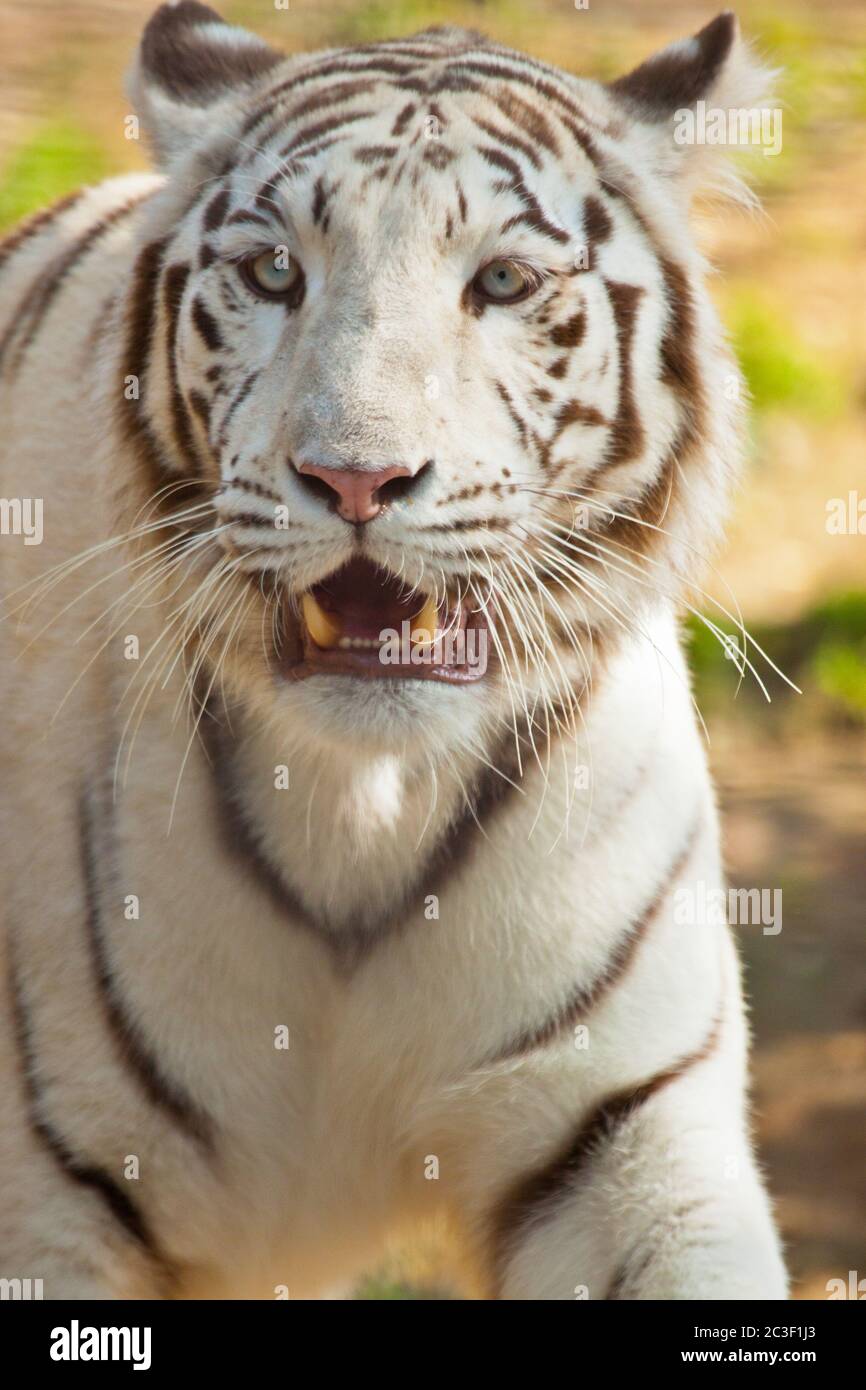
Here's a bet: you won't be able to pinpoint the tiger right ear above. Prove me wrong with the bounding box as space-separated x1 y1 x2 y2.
609 12 741 117
128 1 284 167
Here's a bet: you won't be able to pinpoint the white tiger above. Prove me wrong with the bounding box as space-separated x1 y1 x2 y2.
0 2 787 1299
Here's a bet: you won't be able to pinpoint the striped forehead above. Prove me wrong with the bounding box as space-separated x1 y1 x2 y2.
237 38 622 156
209 42 629 248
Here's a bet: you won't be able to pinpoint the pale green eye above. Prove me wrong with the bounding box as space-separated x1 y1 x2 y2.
474 259 533 304
243 250 303 299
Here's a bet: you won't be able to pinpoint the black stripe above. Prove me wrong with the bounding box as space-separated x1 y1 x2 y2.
427 514 514 534
391 77 434 97
658 254 704 410
486 88 561 157
491 1012 723 1294
218 510 277 530
191 295 224 352
495 380 530 446
5 941 175 1285
311 177 327 225
605 1242 659 1300
423 143 455 171
202 188 230 231
470 114 542 170
245 58 421 138
0 189 83 276
0 195 148 376
578 178 707 557
217 370 260 447
189 388 211 436
284 76 379 125
162 261 205 473
198 690 566 968
277 138 343 179
391 101 417 136
443 59 612 136
225 209 272 230
478 145 569 244
489 817 701 1062
278 108 375 159
601 278 646 468
549 309 586 350
79 788 215 1152
366 41 478 61
354 143 400 164
220 475 282 504
583 194 613 259
116 236 180 504
604 1195 716 1299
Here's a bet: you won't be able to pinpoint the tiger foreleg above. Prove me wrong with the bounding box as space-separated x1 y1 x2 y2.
487 1056 787 1300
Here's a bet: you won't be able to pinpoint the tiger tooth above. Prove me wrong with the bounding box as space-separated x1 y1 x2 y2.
301 592 342 649
410 596 439 647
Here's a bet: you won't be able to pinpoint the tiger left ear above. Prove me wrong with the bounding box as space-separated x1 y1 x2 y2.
128 1 284 167
608 12 776 189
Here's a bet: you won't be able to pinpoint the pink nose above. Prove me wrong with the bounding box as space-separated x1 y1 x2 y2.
297 462 413 524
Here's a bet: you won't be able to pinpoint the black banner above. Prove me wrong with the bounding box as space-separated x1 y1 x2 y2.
1 1298 859 1375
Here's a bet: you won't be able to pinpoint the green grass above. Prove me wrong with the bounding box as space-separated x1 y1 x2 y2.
333 0 473 44
727 294 847 418
813 641 866 718
687 591 866 723
330 0 535 47
0 120 110 232
354 1269 455 1298
807 593 866 719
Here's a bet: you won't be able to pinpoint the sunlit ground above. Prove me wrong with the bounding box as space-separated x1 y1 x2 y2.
1 0 863 1299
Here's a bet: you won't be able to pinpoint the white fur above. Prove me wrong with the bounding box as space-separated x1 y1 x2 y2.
0 10 786 1300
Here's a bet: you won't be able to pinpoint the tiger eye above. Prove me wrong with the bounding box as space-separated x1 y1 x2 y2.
473 259 535 304
242 250 303 300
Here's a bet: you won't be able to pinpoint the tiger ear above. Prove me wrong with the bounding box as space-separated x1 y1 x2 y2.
128 1 284 167
608 12 778 192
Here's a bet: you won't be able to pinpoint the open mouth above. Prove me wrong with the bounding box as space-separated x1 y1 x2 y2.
278 557 489 683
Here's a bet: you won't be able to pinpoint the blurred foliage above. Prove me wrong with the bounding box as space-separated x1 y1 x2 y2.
813 640 866 718
333 0 480 44
0 119 109 230
688 592 866 723
354 1275 449 1298
727 294 847 418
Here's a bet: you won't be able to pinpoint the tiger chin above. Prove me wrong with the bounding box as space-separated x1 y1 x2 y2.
0 3 788 1300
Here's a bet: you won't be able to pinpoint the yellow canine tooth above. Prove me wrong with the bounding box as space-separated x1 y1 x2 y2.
301 592 342 649
410 595 439 647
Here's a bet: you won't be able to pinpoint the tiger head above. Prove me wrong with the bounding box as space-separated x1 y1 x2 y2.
123 2 771 756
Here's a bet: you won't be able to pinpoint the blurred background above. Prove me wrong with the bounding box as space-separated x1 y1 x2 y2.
1 0 863 1299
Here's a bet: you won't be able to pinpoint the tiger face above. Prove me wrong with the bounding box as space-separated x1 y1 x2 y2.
124 3 766 750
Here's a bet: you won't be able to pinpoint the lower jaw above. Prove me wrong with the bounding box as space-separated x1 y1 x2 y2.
282 649 487 684
276 610 491 686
